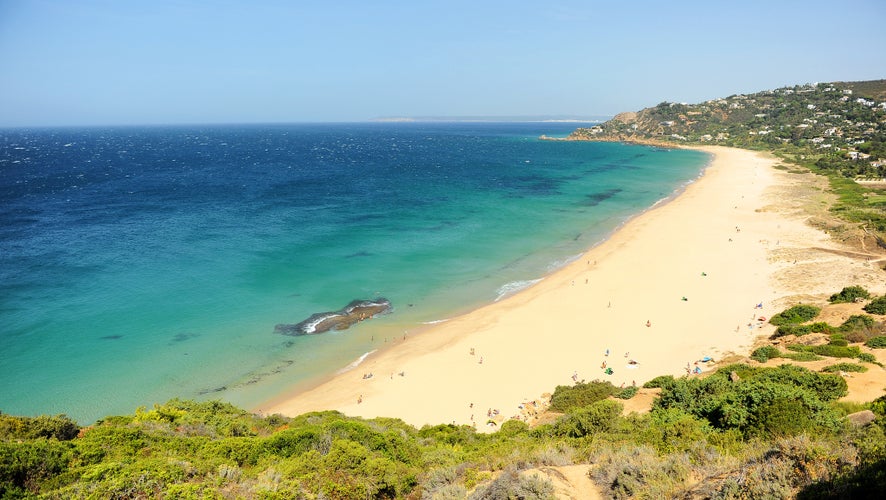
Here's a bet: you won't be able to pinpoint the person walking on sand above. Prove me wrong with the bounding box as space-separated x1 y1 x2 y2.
646 320 652 327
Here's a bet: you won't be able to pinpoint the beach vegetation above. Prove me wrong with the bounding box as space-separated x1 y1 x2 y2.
782 350 824 362
812 344 863 358
865 335 886 348
642 375 675 389
0 365 883 498
548 380 617 413
750 345 781 362
857 352 880 365
863 296 886 315
616 386 639 399
829 285 872 303
821 362 868 373
769 304 822 326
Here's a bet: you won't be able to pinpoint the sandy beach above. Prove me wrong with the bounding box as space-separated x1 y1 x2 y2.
262 146 886 430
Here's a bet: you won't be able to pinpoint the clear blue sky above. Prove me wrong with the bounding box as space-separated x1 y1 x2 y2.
1 0 884 127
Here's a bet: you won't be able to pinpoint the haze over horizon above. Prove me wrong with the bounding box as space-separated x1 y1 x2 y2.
1 0 884 128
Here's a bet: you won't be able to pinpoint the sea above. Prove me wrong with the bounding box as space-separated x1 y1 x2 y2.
0 122 710 423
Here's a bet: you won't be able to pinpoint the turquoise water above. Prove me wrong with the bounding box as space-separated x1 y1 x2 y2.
0 123 709 422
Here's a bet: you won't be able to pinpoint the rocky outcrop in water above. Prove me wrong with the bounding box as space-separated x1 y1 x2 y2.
274 298 392 336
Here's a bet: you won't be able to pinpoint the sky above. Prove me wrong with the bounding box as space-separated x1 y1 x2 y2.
0 0 884 127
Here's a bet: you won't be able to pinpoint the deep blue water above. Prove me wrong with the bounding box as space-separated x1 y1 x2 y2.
0 122 708 422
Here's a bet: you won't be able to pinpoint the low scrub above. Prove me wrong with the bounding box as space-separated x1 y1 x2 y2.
750 346 781 362
769 305 821 326
865 336 886 348
781 351 823 362
811 344 862 358
821 363 868 373
829 286 872 303
549 381 616 413
863 296 886 315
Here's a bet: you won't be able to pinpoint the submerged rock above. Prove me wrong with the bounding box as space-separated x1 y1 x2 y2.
274 298 392 336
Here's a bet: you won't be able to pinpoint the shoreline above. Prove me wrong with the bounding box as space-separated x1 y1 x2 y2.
259 146 885 430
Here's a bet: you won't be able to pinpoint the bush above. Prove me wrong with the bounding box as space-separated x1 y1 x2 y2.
549 381 616 413
0 414 80 441
811 344 862 358
857 352 879 364
786 344 813 352
829 286 871 303
840 315 876 331
863 296 886 315
749 398 817 437
617 386 639 399
751 346 781 362
770 305 821 326
821 363 868 373
829 338 849 347
865 336 886 348
781 351 823 362
553 400 623 438
643 375 675 389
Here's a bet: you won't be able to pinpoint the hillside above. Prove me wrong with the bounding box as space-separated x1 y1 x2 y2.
567 80 886 244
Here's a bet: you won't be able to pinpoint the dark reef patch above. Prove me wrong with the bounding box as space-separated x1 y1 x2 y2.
275 298 392 336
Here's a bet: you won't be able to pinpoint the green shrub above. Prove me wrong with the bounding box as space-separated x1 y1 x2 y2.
549 381 616 413
829 286 871 303
781 351 823 362
856 352 879 364
751 346 781 362
865 336 886 348
811 344 862 358
770 305 821 326
787 344 815 352
810 322 835 333
617 386 639 399
821 363 868 373
0 414 80 441
749 398 817 438
643 375 675 389
863 296 886 315
829 338 849 347
771 320 839 339
553 399 623 438
840 315 876 332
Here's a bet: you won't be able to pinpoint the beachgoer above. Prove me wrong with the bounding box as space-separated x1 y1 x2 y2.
646 320 651 327
358 395 363 404
605 348 610 356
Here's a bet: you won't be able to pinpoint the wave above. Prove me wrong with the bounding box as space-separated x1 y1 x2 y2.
495 278 543 302
337 350 377 374
421 318 451 325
